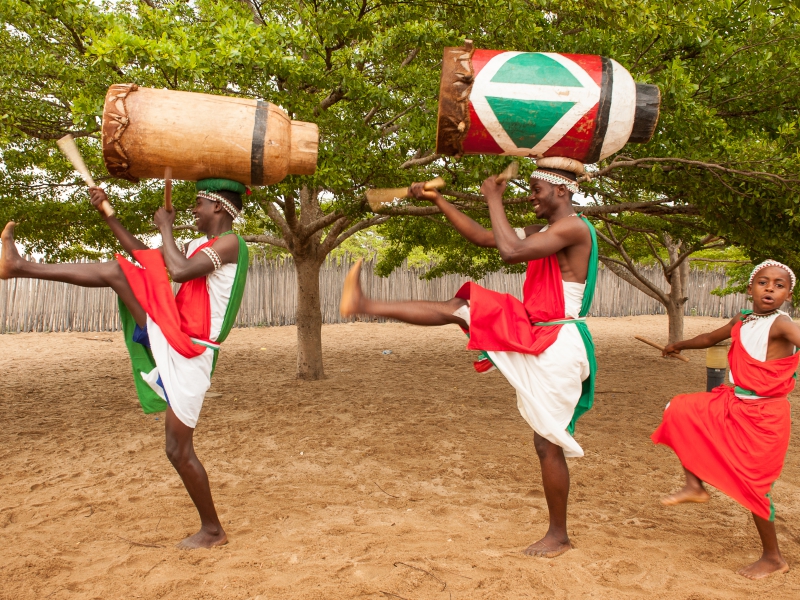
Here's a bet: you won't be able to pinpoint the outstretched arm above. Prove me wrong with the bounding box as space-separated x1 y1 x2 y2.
155 209 240 283
408 183 496 247
663 316 741 356
89 187 148 255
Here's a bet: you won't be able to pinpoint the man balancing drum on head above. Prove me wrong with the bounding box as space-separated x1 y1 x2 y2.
340 162 598 558
0 178 249 549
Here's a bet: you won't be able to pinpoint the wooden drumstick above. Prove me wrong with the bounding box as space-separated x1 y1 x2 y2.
164 167 173 212
366 176 446 211
495 160 519 183
56 134 114 217
634 335 690 362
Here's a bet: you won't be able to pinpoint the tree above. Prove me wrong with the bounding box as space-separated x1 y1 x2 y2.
2 0 799 380
1 0 466 378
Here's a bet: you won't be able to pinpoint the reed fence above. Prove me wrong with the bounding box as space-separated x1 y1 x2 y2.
0 256 787 334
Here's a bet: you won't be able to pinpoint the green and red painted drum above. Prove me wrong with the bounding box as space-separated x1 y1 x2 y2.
436 45 660 163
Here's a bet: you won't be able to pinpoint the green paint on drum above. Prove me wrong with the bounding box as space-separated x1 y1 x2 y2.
491 53 582 87
485 97 576 148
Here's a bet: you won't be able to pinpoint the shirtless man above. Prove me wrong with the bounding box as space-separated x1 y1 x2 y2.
341 167 598 557
0 178 249 548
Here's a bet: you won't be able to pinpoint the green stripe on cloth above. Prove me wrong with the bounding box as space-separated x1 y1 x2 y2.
568 216 599 435
734 385 758 397
211 233 249 375
118 299 168 414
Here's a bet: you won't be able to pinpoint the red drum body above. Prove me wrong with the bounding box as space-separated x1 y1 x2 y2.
436 45 660 163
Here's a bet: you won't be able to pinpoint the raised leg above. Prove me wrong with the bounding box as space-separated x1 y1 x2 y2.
524 432 572 558
661 467 710 506
737 513 789 579
1 222 146 326
164 407 227 549
340 259 468 326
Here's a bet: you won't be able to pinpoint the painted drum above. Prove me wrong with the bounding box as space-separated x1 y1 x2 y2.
102 84 319 185
436 45 660 163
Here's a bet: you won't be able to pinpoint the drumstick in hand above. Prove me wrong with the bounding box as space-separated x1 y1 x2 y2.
366 177 446 211
164 167 173 212
56 134 114 217
634 335 690 362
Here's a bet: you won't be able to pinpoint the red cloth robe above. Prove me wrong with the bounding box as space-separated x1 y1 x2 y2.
117 238 222 359
651 321 799 520
455 253 566 355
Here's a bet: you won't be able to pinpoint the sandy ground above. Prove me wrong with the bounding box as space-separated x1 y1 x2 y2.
1 315 800 599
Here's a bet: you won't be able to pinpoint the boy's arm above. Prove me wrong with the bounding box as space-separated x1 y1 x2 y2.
771 316 800 349
408 183 496 248
663 315 742 356
155 208 239 283
90 187 148 255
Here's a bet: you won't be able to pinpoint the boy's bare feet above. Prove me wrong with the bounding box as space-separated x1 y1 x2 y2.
0 222 22 279
176 527 228 550
339 258 364 317
661 484 710 506
737 555 789 580
523 533 572 558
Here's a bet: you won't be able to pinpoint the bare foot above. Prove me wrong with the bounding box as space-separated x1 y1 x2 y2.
737 555 789 580
176 527 227 550
339 258 364 317
661 485 710 506
523 534 572 558
0 222 22 280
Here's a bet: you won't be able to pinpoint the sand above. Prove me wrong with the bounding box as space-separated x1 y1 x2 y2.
1 315 800 599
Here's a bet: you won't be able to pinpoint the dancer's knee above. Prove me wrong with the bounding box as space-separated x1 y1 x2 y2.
534 433 557 459
165 436 193 468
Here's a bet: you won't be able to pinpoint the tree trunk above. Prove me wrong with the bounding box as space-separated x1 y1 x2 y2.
663 235 690 344
295 256 325 380
665 300 684 345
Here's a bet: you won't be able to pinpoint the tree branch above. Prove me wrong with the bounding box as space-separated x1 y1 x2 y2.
331 216 390 251
401 152 442 169
593 156 798 187
300 210 347 240
314 88 345 116
599 255 668 304
241 234 288 248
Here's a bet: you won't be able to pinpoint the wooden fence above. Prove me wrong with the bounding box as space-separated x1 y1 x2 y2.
0 256 787 333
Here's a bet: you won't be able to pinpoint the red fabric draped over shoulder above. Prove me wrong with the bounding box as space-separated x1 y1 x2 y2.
728 320 799 397
117 237 220 359
455 253 565 354
651 322 799 520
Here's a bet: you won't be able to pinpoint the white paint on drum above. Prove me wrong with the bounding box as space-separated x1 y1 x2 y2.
598 59 636 160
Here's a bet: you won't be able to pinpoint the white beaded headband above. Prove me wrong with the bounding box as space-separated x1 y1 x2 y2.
197 191 241 220
749 260 796 291
530 169 580 194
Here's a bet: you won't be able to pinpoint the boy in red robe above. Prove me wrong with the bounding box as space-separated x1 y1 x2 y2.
341 167 598 558
653 260 800 579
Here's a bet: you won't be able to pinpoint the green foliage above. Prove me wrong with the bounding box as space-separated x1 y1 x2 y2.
377 0 800 281
1 0 799 280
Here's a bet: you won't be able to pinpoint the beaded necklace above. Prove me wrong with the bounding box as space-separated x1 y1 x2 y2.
741 309 780 325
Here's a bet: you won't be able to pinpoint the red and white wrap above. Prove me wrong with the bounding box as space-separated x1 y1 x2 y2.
652 315 799 520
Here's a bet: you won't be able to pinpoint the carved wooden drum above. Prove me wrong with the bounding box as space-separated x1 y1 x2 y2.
436 44 660 163
102 84 319 185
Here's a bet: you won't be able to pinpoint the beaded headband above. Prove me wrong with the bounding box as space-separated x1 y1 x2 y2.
748 260 796 291
530 169 580 194
197 191 241 220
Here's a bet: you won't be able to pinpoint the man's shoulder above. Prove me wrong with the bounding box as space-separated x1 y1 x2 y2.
551 215 592 242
